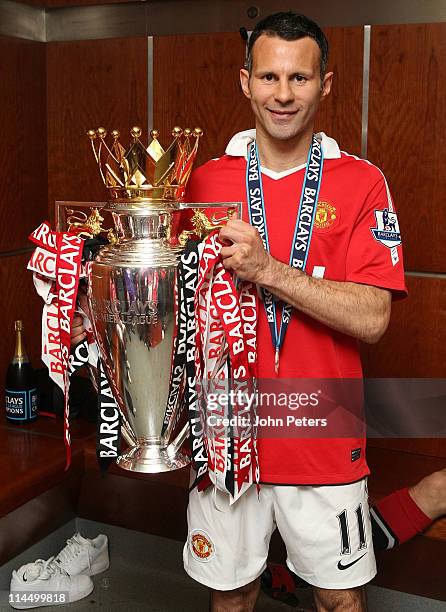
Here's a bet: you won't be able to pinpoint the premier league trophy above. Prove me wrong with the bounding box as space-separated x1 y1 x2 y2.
82 126 235 474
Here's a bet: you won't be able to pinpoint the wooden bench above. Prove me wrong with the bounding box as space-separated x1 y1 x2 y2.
0 418 90 566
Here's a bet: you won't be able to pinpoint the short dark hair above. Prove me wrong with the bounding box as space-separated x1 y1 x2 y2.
246 12 329 81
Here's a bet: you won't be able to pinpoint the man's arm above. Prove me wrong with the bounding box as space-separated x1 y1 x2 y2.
219 219 391 344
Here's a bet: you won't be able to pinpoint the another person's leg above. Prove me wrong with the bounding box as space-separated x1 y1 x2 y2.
409 468 446 520
370 469 445 550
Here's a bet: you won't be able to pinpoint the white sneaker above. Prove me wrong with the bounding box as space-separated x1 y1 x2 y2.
54 532 109 577
10 557 94 609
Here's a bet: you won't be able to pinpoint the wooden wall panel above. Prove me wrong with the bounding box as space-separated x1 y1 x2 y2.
365 24 446 464
0 36 46 403
46 37 148 215
368 23 446 273
154 27 363 168
315 26 363 156
362 275 446 457
0 36 47 252
362 275 446 377
368 438 446 459
0 254 43 385
154 32 251 167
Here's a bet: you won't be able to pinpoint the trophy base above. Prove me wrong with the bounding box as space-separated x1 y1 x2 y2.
116 443 190 473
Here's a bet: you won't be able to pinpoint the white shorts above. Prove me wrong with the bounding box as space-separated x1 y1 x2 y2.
183 478 376 591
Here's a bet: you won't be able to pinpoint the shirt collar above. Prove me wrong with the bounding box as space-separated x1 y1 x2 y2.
225 129 341 161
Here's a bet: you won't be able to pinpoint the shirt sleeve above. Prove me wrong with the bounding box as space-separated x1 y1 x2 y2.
345 170 407 299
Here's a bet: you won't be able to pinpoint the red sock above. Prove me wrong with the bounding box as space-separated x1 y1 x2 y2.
372 487 432 547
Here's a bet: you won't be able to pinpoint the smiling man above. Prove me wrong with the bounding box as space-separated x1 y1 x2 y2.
182 12 406 612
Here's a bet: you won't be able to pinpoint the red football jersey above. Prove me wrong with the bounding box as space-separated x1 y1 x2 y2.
185 131 407 485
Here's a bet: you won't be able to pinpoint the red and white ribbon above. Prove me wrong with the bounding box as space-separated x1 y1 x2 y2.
28 223 85 469
194 231 259 502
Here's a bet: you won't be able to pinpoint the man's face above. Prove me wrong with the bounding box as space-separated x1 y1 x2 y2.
240 35 333 143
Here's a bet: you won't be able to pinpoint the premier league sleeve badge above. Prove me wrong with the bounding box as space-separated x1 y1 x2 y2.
370 208 402 248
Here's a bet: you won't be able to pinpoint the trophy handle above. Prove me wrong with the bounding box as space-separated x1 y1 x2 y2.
178 206 237 247
166 421 189 458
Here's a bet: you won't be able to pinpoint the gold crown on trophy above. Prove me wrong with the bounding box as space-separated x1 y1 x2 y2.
87 125 202 201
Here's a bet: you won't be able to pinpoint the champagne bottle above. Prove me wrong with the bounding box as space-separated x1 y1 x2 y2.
5 320 38 424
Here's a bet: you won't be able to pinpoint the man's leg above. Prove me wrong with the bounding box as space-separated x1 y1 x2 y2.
409 468 446 519
183 481 275 603
370 469 444 550
313 586 367 612
274 480 376 604
210 578 261 612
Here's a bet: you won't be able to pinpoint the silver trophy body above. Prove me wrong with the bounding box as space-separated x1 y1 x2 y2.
87 200 233 473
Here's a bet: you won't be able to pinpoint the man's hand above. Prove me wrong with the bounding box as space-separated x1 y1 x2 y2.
219 218 391 344
219 219 271 283
71 288 89 346
71 314 86 346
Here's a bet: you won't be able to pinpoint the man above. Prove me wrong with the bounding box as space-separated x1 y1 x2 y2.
69 11 433 611
68 13 444 605
182 11 406 612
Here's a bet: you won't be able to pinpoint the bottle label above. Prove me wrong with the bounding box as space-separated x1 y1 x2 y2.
5 389 38 422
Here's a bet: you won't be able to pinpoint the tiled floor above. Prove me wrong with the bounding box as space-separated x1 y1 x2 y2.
0 519 445 611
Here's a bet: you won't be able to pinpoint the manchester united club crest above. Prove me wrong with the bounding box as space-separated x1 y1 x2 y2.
190 530 215 562
371 208 402 248
315 201 338 231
